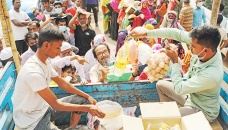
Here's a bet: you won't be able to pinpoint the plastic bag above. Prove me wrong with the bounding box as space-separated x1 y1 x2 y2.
128 39 138 64
137 41 153 65
145 51 171 82
114 39 130 76
87 100 123 130
123 106 137 117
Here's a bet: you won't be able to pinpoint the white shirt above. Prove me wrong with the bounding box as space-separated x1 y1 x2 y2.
84 49 116 80
21 47 36 66
9 9 29 40
51 56 86 79
89 63 105 83
12 55 58 129
219 13 227 31
217 26 228 47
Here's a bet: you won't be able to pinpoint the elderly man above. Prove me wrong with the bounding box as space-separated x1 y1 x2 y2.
130 25 222 122
90 43 138 83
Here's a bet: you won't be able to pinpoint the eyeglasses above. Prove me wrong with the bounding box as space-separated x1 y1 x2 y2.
96 50 109 57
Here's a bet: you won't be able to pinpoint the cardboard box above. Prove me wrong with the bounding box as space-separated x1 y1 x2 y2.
131 102 213 130
140 102 181 130
123 115 144 130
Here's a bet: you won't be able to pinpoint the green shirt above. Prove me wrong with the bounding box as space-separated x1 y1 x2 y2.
147 28 223 121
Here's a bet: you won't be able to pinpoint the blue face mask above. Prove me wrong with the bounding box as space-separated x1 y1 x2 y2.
55 8 62 14
59 26 67 32
192 48 206 61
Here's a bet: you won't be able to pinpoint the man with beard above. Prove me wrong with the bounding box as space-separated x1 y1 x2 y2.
21 32 38 66
90 43 139 83
68 9 95 56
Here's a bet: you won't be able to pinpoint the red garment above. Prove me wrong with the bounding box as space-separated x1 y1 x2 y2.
66 7 76 16
117 9 126 24
65 7 79 34
131 16 146 31
139 72 148 80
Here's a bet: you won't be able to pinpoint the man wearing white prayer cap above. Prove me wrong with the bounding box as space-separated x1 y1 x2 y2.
51 41 88 84
0 47 14 67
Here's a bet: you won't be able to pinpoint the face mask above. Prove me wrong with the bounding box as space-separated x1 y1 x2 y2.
30 44 38 52
36 14 44 21
197 2 203 8
34 32 39 36
167 18 173 22
55 8 62 14
59 26 67 32
137 6 142 10
192 48 206 61
64 76 72 82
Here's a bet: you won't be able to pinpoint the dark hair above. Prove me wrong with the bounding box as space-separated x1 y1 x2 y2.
25 32 38 43
12 0 15 4
41 0 49 2
219 3 224 12
92 43 110 58
28 21 40 28
38 27 66 48
62 64 73 72
55 17 67 25
190 25 221 52
184 0 190 3
54 1 62 7
78 13 87 18
217 14 223 25
32 8 39 13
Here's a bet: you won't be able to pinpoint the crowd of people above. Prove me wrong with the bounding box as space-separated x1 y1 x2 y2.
0 0 227 129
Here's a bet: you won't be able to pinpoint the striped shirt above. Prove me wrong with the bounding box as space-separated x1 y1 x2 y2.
179 6 193 32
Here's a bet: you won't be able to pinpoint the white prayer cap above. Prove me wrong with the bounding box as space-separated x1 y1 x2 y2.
0 47 13 60
94 34 106 46
61 41 71 52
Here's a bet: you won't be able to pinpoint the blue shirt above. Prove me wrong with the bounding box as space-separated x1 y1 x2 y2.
86 0 98 5
193 7 206 28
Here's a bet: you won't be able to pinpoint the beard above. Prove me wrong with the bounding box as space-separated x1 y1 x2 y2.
100 58 110 66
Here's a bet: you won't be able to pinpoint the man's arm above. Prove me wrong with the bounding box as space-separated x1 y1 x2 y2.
52 76 90 98
171 63 217 95
11 19 29 27
68 13 77 31
37 87 89 112
220 39 228 50
146 28 191 45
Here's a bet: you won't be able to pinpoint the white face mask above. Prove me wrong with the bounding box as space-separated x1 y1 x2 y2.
197 2 203 8
64 76 72 82
55 8 62 14
192 48 206 61
59 26 67 32
137 6 142 10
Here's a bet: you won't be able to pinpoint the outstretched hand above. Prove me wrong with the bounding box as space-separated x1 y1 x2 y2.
129 27 148 39
88 105 106 118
